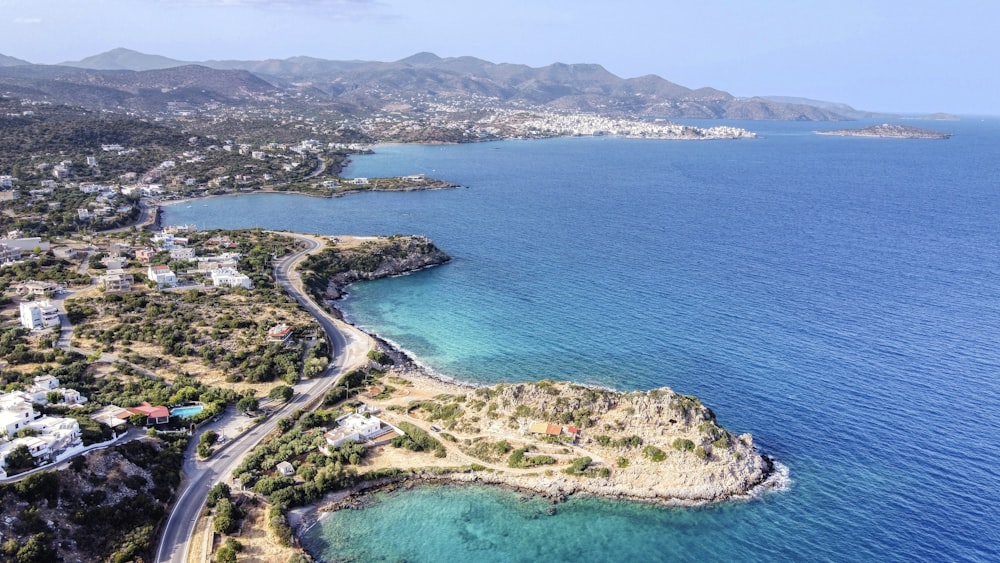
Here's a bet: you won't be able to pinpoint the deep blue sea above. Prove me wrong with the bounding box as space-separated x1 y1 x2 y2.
165 119 1000 562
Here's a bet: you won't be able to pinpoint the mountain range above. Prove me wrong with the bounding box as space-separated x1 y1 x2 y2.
0 48 888 120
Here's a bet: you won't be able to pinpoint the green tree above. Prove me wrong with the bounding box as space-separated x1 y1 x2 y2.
3 443 35 473
269 385 294 402
215 537 242 563
237 396 259 413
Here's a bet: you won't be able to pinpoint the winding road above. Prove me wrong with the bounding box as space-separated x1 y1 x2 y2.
155 232 373 563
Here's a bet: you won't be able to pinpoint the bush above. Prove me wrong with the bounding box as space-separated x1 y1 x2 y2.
366 349 393 366
391 421 444 455
508 447 557 468
212 498 240 534
269 385 294 402
670 438 695 453
206 482 231 508
215 538 242 563
643 445 667 462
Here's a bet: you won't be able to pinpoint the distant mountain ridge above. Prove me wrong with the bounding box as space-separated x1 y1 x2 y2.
0 47 881 120
0 53 31 67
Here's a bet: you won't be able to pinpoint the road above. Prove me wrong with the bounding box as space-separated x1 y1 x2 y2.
156 232 373 563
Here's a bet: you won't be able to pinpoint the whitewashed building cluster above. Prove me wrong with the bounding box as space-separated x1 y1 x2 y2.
0 376 85 478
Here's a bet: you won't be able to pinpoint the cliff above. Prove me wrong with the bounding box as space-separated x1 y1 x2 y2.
299 235 451 301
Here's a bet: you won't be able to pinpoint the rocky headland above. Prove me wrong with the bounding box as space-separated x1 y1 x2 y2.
298 234 451 301
390 379 775 503
816 123 951 139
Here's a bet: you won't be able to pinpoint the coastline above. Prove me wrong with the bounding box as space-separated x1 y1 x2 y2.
150 191 781 556
288 291 782 548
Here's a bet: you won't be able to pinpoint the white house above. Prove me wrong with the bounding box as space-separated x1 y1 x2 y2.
210 268 252 289
19 300 60 330
27 416 81 451
170 247 196 261
276 461 295 476
324 412 387 448
147 265 177 288
33 375 59 390
0 408 33 438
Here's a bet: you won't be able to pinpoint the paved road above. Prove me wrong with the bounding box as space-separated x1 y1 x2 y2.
156 232 373 563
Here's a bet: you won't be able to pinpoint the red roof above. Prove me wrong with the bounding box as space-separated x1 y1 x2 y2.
545 424 562 436
125 402 169 419
566 426 579 434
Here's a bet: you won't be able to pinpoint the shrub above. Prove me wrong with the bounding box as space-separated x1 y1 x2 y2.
643 445 667 462
212 498 240 534
671 438 696 453
215 538 242 563
269 385 294 402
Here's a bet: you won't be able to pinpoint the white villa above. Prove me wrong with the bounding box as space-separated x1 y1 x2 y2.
323 409 401 448
210 267 252 289
0 388 83 478
148 265 177 288
19 300 60 330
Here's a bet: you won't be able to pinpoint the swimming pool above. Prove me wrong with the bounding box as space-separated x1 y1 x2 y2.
169 405 205 418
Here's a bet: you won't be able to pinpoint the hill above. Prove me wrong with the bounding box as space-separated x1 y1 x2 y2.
0 53 31 67
47 48 854 120
59 47 189 71
0 64 282 112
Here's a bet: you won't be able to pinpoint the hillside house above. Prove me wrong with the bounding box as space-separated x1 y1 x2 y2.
266 324 294 344
122 402 170 425
148 265 177 288
101 270 134 293
210 268 252 289
19 300 60 330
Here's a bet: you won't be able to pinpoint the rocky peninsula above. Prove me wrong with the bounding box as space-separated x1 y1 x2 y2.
292 235 776 505
817 123 951 139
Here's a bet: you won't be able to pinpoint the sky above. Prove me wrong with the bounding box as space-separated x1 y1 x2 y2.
1 0 997 115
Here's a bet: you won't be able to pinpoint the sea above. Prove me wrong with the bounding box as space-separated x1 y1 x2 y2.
164 119 1000 562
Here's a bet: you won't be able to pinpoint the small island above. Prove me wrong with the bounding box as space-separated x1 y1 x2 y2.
816 123 951 139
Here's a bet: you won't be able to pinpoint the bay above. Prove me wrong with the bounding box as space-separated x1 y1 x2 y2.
165 119 1000 561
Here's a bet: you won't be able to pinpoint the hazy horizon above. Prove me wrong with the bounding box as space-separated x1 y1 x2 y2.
2 0 998 115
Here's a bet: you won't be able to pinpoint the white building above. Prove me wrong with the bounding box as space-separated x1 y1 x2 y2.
0 243 21 265
170 247 196 261
33 375 58 390
324 412 388 448
0 391 83 475
0 407 34 438
148 265 177 288
19 300 60 330
210 268 252 289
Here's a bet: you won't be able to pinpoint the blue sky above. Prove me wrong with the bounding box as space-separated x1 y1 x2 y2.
2 0 997 114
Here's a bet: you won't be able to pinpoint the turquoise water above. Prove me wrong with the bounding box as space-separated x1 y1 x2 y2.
169 405 204 418
165 119 1000 561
